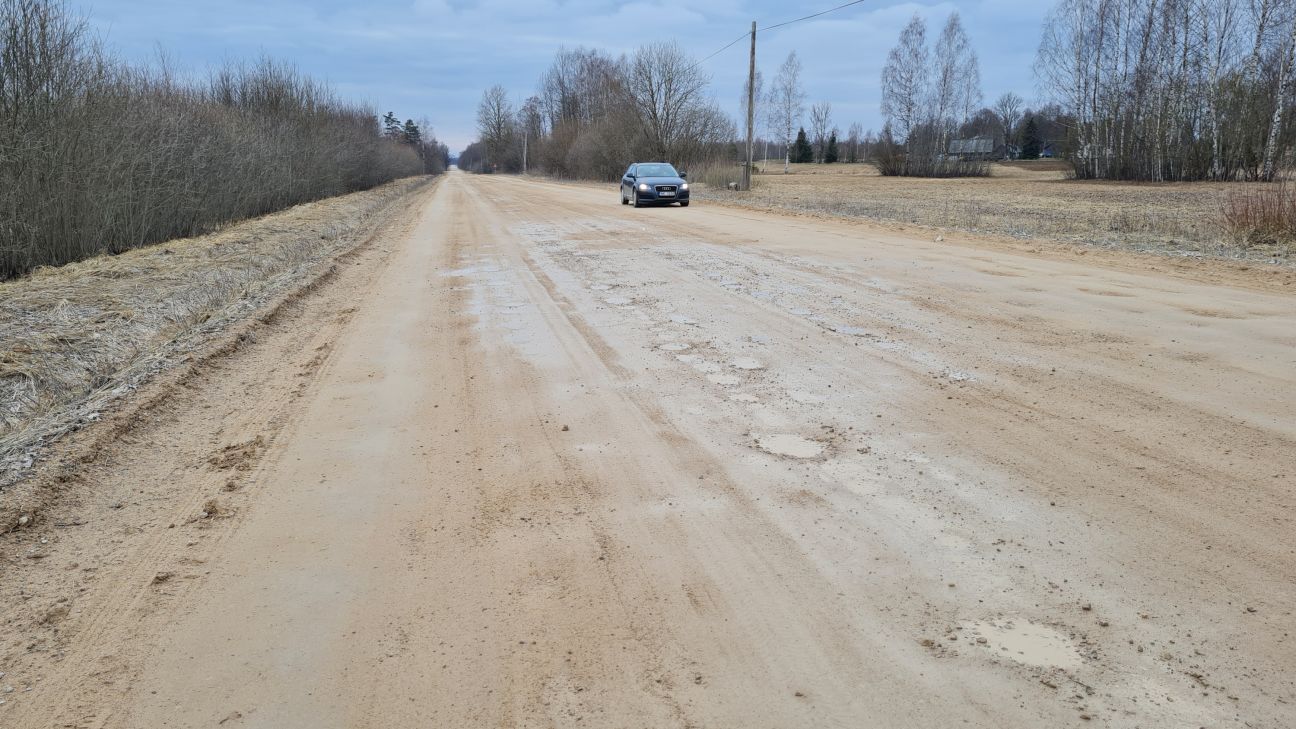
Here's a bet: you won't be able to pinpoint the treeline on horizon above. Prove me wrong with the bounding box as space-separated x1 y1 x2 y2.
460 43 736 182
0 0 448 279
464 0 1296 185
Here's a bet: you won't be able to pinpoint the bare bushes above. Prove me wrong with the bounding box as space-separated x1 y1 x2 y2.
1221 181 1296 247
873 126 990 177
0 0 427 278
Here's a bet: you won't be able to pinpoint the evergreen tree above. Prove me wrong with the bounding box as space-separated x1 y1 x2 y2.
403 119 422 145
793 127 814 163
1020 116 1041 159
824 131 839 163
382 112 402 139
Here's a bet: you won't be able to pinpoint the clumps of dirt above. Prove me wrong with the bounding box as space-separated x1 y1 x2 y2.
198 498 233 520
207 436 265 472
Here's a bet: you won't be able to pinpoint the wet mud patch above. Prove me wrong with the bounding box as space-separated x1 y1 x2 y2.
754 433 825 459
959 619 1083 670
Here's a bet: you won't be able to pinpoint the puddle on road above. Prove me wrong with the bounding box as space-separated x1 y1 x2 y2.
658 342 691 352
756 434 824 459
730 357 765 370
961 620 1082 669
669 315 699 326
443 265 503 277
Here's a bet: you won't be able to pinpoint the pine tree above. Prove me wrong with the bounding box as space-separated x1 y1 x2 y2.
824 131 839 163
403 119 422 145
1021 116 1041 160
793 127 814 163
382 112 402 139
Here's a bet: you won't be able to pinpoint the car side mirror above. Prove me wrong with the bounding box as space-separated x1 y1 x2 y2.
680 172 687 179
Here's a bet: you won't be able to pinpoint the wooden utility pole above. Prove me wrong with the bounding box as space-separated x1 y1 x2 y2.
743 21 756 192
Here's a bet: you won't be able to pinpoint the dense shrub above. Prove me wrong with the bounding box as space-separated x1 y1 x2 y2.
1220 181 1296 247
0 0 432 278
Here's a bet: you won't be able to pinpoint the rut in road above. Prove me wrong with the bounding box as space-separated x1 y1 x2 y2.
5 171 1294 729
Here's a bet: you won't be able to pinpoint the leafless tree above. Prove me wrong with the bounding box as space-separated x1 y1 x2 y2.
767 51 806 173
993 92 1024 153
622 42 725 162
880 12 988 176
1036 0 1296 181
930 12 982 147
846 122 863 162
809 101 833 162
477 85 517 172
881 15 929 143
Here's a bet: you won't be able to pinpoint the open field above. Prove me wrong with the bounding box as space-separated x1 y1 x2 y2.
697 161 1291 265
1 171 1292 728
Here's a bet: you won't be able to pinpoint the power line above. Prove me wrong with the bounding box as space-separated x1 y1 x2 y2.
691 32 752 69
758 0 868 33
690 0 870 71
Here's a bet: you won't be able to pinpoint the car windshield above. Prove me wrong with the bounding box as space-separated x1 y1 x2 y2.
636 164 678 177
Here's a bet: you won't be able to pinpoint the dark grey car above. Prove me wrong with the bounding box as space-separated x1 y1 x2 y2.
620 163 690 207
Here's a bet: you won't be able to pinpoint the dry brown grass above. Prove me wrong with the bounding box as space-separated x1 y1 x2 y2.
0 177 430 488
701 162 1292 264
1220 181 1296 248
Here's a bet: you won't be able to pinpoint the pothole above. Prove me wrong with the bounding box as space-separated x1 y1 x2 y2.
755 433 824 459
658 342 690 352
669 315 698 326
960 620 1082 669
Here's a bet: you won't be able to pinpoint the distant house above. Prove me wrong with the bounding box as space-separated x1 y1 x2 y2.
947 136 995 160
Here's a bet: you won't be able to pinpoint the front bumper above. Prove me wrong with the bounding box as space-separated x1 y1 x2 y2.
635 187 690 203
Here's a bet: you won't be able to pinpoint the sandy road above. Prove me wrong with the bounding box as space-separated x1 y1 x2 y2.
3 170 1294 727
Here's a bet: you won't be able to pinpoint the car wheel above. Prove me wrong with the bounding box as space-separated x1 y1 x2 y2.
632 190 641 208
621 190 628 205
680 201 690 207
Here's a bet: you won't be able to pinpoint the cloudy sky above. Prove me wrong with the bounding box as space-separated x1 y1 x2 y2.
85 0 1053 151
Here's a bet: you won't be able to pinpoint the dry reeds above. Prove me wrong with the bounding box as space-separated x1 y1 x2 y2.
1220 181 1296 248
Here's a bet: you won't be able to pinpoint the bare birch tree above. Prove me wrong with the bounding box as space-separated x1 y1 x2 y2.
1036 0 1296 181
881 15 929 143
767 51 806 173
809 101 833 162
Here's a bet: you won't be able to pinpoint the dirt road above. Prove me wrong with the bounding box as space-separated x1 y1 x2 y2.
3 171 1293 728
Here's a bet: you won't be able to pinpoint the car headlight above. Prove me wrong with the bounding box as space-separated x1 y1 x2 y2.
638 183 649 191
680 183 689 190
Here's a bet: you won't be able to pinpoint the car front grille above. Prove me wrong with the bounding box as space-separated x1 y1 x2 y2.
656 185 677 193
